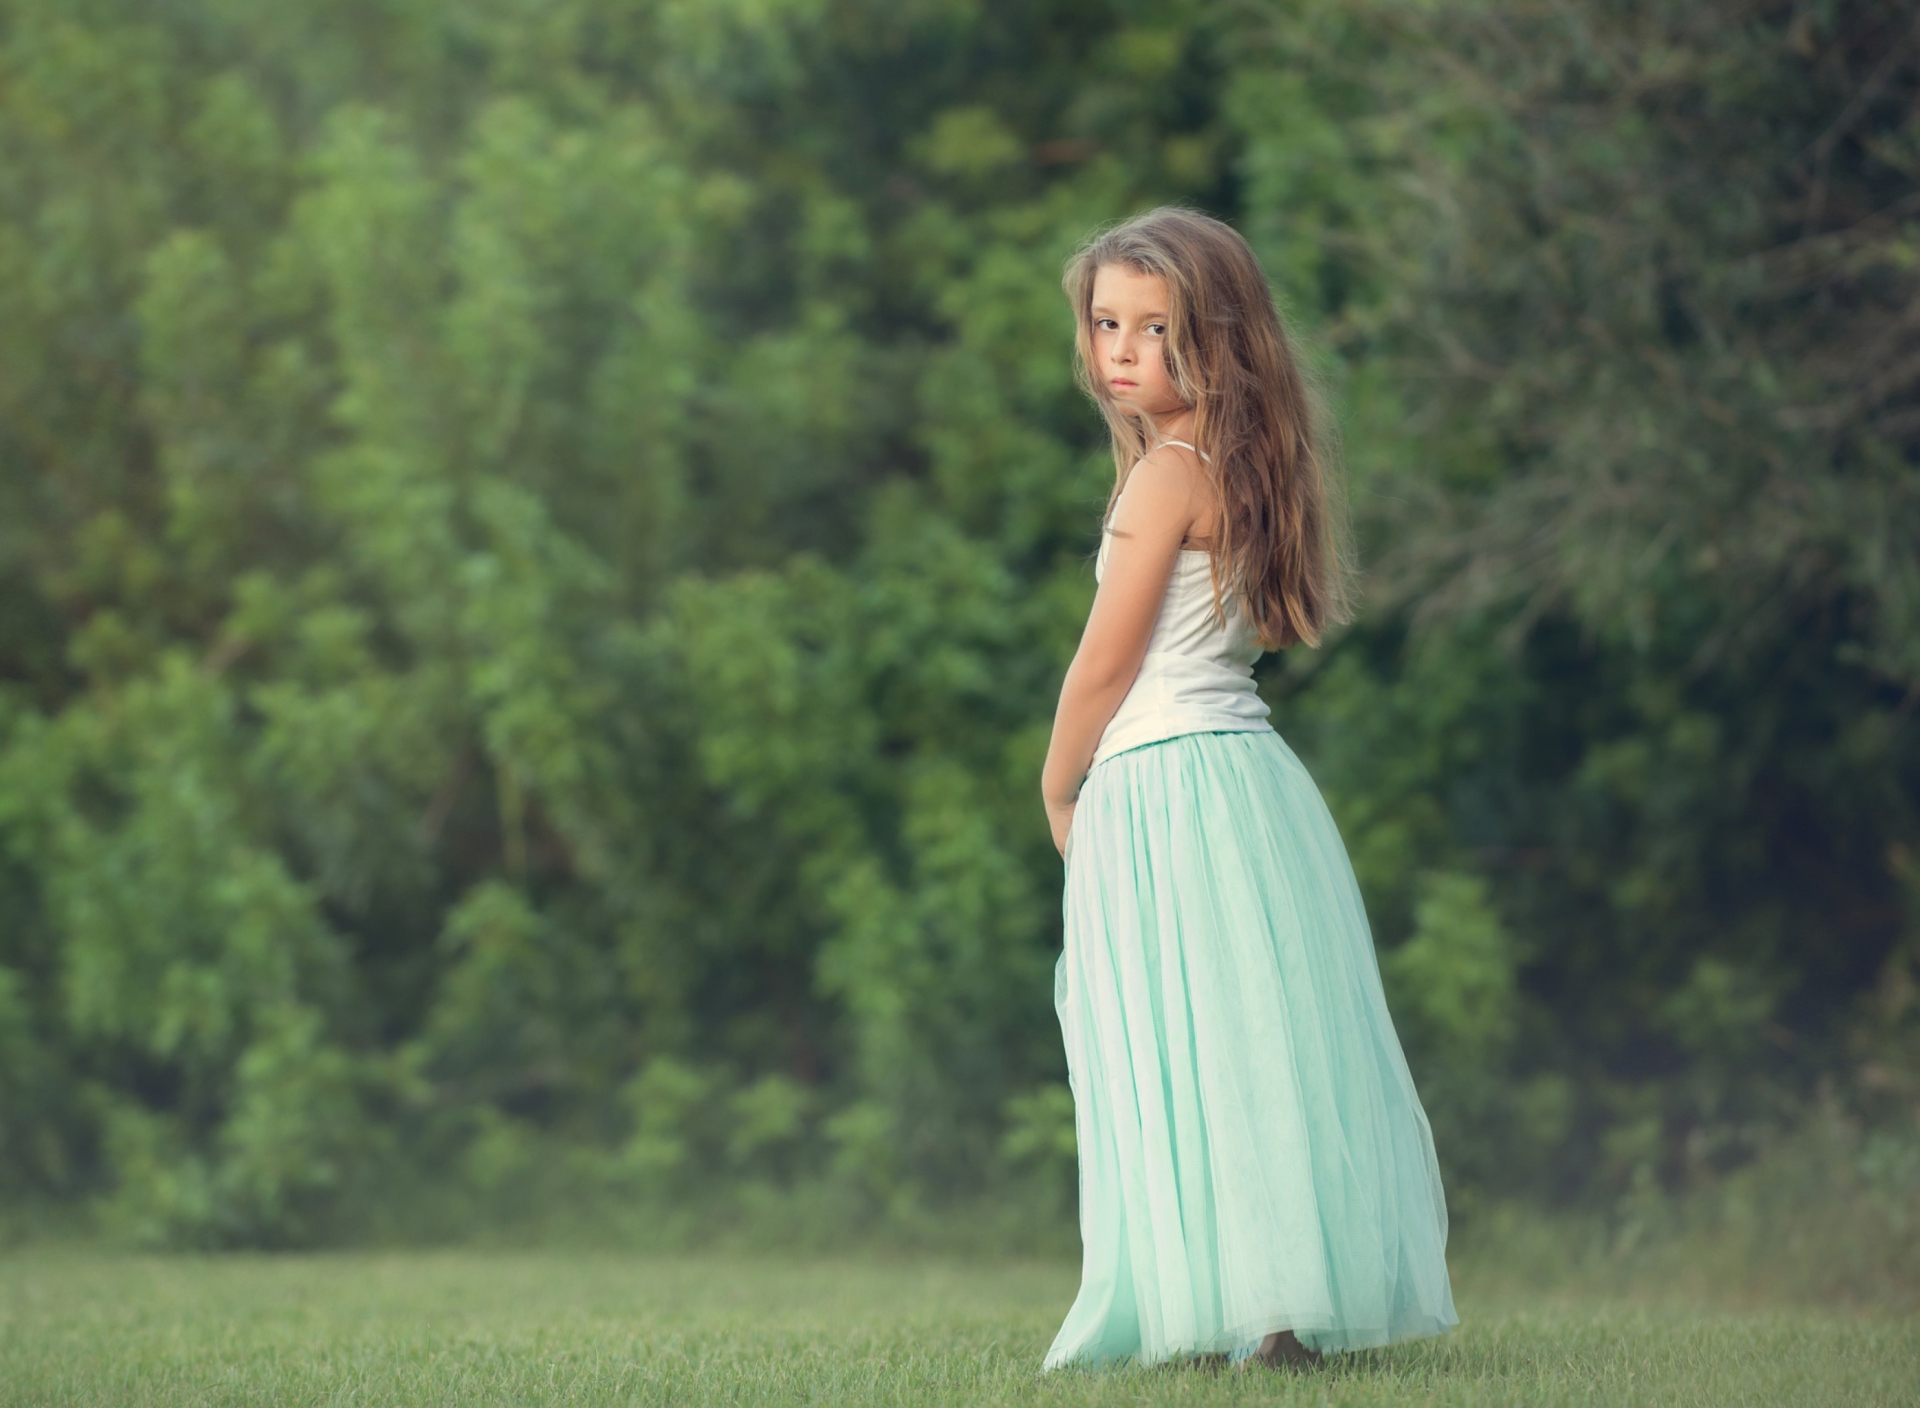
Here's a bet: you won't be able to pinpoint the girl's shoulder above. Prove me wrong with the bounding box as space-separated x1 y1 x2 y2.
1109 440 1215 543
1122 439 1210 504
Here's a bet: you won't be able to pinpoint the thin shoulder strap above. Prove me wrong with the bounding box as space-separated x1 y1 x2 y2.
1152 438 1212 462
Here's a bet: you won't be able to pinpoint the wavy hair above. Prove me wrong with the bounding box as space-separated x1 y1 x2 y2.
1063 207 1354 649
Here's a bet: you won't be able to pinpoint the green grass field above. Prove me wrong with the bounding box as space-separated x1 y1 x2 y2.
2 1250 1914 1407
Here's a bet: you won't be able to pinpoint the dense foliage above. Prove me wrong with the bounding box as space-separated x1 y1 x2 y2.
0 0 1914 1246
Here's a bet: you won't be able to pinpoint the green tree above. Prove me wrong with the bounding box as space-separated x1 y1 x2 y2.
0 0 1911 1245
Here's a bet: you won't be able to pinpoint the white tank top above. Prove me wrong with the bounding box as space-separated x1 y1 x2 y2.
1089 441 1276 767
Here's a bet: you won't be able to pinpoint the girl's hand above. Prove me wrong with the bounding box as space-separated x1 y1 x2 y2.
1047 797 1077 860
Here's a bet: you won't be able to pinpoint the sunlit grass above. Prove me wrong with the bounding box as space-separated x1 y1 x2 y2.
2 1250 1914 1406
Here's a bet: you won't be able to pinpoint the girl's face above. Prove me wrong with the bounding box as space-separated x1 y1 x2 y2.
1089 263 1187 420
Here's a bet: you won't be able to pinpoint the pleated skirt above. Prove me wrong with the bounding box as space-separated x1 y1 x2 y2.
1043 728 1459 1370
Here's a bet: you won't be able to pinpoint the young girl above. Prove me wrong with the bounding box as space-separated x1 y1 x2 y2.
1039 208 1459 1372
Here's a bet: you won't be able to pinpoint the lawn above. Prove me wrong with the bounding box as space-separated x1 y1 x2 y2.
1 1250 1914 1406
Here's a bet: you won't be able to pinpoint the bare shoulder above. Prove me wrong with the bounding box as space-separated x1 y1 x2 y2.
1123 441 1207 501
1111 441 1207 539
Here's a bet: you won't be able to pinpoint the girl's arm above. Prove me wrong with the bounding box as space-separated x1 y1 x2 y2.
1041 447 1199 855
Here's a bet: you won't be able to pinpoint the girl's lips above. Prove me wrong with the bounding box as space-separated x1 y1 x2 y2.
1110 378 1138 389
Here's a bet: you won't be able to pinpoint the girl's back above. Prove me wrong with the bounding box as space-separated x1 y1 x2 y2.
1089 441 1271 769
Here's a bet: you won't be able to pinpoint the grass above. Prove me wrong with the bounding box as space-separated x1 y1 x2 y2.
1 1249 1915 1407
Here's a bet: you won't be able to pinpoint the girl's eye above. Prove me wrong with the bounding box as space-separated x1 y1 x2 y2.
1095 318 1118 331
1146 323 1167 336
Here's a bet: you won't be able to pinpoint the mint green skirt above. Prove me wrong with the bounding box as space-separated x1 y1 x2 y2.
1044 729 1458 1370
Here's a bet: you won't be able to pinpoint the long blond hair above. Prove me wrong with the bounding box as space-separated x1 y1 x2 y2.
1063 207 1353 649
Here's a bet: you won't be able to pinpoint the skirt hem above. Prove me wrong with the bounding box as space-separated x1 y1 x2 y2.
1042 1307 1461 1372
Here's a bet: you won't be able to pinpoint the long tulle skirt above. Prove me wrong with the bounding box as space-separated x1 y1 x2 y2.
1043 728 1458 1370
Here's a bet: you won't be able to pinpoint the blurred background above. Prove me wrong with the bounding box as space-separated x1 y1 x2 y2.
0 0 1914 1301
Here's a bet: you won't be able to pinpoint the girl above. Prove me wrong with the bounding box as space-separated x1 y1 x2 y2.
1038 208 1459 1373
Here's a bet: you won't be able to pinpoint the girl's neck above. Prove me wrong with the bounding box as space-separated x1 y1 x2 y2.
1147 407 1197 445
